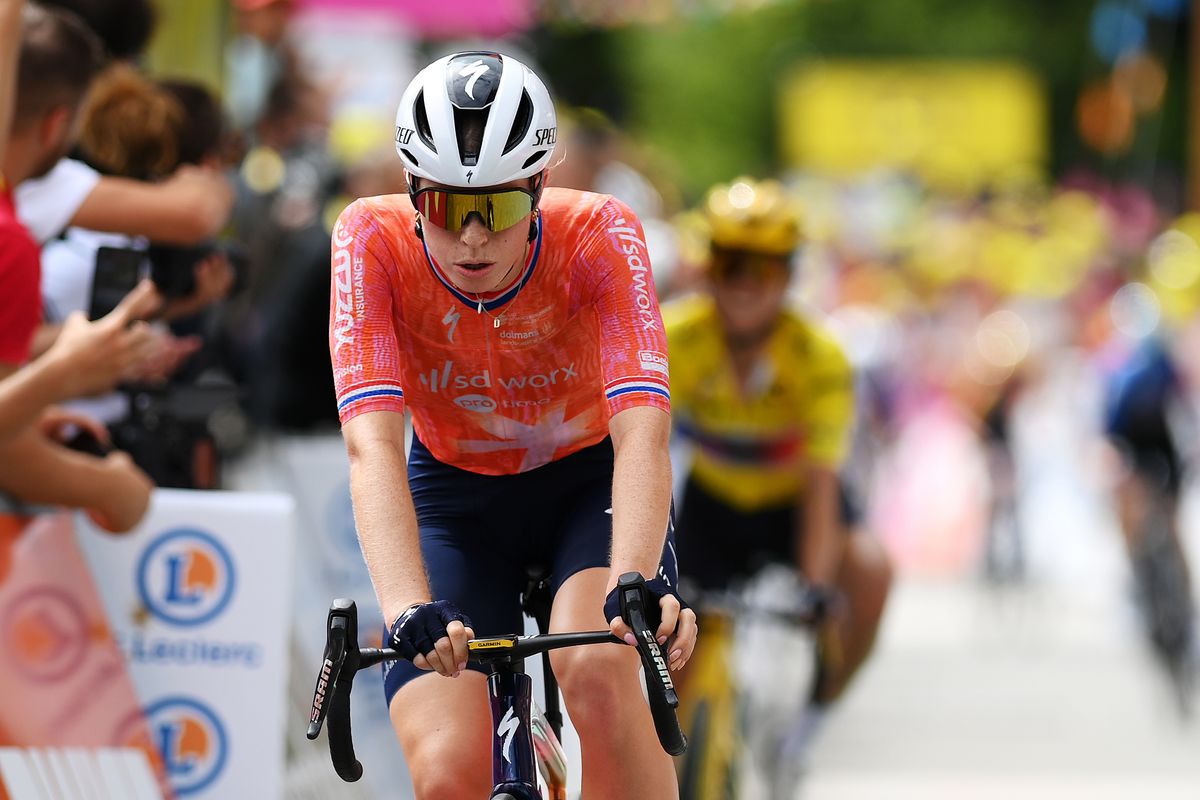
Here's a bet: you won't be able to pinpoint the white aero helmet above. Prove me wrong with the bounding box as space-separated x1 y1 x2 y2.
394 51 557 188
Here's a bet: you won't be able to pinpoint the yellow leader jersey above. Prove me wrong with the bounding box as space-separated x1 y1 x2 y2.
664 294 854 511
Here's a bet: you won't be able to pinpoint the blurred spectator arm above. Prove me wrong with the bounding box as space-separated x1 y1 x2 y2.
0 282 160 443
0 0 23 166
73 165 233 245
0 427 151 532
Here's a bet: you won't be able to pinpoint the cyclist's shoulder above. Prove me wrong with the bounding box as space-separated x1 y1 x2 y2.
335 193 416 237
541 187 639 234
777 306 849 371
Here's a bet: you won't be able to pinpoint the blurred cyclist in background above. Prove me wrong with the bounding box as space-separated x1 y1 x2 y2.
1103 331 1196 657
666 177 893 760
329 51 696 799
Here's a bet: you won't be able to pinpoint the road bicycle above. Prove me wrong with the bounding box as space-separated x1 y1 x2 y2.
306 571 687 799
676 567 833 800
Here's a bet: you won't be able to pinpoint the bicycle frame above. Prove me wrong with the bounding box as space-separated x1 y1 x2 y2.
484 639 594 800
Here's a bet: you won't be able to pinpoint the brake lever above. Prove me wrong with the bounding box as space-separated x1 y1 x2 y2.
307 599 358 740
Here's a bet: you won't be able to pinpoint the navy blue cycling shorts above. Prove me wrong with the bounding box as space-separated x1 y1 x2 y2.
381 434 679 707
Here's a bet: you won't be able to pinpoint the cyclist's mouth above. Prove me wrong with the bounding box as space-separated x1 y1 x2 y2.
455 261 494 272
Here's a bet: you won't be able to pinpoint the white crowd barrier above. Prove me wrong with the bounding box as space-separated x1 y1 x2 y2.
76 489 295 799
0 747 162 799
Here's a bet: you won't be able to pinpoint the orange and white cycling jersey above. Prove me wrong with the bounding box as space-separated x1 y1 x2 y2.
329 187 670 475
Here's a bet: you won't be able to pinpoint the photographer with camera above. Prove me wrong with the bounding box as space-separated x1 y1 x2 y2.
34 65 239 489
0 1 154 532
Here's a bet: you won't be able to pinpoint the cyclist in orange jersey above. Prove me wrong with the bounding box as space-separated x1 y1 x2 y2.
328 51 696 799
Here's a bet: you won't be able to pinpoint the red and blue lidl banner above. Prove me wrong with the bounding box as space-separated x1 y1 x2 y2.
77 490 295 799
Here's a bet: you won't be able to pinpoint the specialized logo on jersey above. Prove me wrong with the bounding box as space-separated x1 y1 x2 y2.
3 588 88 682
137 529 235 627
147 696 228 796
607 219 658 332
442 306 461 342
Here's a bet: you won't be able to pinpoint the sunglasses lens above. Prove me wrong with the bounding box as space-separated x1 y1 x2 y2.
416 189 534 232
711 250 788 281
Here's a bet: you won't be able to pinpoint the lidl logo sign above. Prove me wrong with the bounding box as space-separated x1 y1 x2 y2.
147 696 228 796
137 528 235 626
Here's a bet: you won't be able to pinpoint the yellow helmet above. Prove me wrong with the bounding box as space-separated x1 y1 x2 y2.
704 177 802 257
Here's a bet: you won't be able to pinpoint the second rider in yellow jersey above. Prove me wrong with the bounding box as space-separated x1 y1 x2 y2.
665 177 893 763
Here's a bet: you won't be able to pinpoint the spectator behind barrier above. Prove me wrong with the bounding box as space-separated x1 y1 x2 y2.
0 2 153 532
15 0 232 246
37 67 239 489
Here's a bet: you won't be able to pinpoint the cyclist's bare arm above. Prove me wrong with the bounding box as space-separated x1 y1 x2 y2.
799 466 844 587
0 0 23 166
342 411 470 677
0 427 151 531
72 166 233 245
608 406 673 587
608 405 697 668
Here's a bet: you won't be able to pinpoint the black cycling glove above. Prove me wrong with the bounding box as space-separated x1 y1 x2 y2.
388 600 473 662
604 575 691 636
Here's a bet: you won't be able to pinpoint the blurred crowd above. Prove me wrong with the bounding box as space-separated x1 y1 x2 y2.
1 0 1199 582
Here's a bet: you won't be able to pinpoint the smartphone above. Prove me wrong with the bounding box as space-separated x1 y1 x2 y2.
90 246 149 320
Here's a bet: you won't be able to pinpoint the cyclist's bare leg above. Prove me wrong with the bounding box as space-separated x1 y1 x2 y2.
815 532 892 704
549 567 680 800
390 670 493 799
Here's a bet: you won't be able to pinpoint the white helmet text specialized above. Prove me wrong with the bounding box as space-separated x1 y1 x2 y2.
394 51 557 188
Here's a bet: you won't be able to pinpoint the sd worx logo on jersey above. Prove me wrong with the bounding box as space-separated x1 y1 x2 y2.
137 529 235 627
147 696 228 796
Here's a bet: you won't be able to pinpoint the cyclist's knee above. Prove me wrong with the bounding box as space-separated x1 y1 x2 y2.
405 736 490 799
552 645 638 728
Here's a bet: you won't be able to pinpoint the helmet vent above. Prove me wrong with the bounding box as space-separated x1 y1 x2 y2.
503 91 534 155
400 148 419 167
454 107 489 167
522 150 546 170
414 90 436 153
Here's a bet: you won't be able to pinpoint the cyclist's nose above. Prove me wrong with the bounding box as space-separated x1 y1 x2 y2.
459 215 489 246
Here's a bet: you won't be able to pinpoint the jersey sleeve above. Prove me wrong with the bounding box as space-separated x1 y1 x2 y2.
803 332 855 469
329 201 406 425
580 198 671 417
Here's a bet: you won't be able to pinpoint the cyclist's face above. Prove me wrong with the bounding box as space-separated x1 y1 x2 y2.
416 177 536 296
709 250 791 338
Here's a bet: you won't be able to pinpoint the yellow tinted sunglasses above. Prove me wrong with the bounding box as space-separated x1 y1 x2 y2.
413 186 537 233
